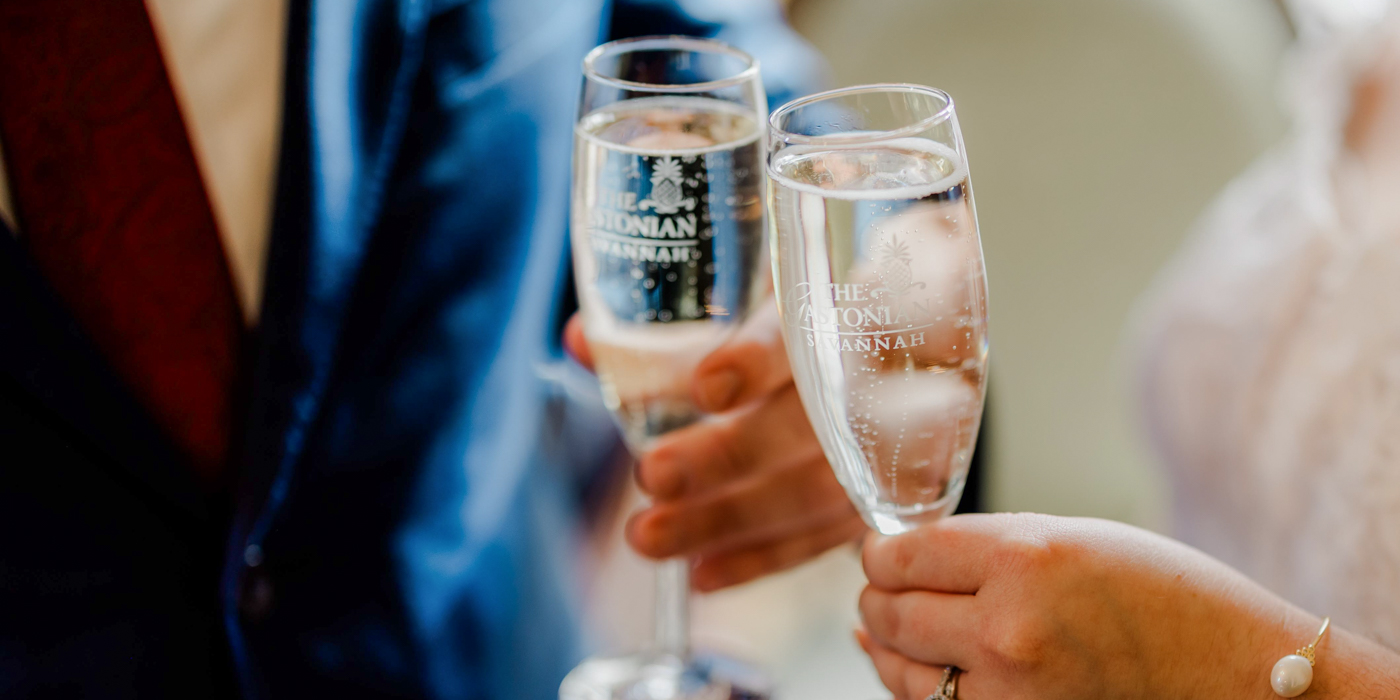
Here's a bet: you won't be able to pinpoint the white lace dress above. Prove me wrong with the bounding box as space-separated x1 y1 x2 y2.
1135 11 1400 650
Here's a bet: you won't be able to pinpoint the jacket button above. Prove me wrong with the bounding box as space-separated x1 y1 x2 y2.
239 552 274 622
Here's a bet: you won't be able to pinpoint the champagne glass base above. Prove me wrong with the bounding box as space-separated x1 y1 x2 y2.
864 475 966 535
560 652 771 700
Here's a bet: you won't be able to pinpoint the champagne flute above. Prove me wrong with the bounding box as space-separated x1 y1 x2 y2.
561 37 768 700
766 85 988 535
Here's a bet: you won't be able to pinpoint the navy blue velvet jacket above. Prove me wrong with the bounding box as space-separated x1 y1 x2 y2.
0 1 821 698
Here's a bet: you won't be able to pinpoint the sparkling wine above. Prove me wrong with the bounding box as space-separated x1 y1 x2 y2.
586 322 720 448
562 38 773 700
769 140 988 534
573 97 766 449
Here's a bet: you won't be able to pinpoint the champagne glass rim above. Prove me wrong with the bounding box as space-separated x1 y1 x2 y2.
769 83 956 146
582 35 761 94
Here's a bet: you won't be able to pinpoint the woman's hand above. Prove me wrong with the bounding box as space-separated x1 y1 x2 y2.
564 309 865 591
857 513 1400 700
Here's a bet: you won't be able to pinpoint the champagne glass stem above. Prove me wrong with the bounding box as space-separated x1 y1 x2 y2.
653 558 690 659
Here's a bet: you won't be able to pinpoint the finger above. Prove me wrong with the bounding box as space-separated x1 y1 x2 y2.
862 514 1012 594
691 513 866 591
628 455 853 559
692 302 790 413
637 385 824 499
563 313 594 371
856 630 952 700
858 587 977 669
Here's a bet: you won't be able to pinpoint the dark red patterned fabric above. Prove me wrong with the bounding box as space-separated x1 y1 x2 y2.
0 0 245 486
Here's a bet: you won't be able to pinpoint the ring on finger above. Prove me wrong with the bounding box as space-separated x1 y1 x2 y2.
925 666 960 700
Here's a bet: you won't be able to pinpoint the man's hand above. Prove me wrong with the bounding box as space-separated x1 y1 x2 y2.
564 308 865 591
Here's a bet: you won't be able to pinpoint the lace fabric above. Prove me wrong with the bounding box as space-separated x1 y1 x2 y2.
1134 11 1400 648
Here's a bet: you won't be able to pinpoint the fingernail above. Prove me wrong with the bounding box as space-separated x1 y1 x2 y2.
853 628 871 652
695 369 741 412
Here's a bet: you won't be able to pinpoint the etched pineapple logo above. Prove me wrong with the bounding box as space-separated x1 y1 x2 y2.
638 156 697 215
872 235 926 298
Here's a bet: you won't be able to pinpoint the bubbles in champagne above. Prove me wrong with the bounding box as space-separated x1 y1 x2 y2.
587 323 719 448
769 140 988 534
573 97 765 450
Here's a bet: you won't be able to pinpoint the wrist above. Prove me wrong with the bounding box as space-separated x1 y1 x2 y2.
1217 604 1324 699
1223 608 1400 700
1307 627 1400 699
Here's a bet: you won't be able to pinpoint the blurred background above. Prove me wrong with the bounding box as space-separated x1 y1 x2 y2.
585 0 1367 696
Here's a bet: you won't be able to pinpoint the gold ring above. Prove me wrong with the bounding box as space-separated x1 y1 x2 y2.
925 666 960 700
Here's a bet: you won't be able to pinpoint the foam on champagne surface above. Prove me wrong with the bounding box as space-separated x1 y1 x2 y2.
576 96 761 156
770 139 966 201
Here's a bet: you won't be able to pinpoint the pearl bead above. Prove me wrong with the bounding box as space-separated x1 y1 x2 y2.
1271 654 1314 697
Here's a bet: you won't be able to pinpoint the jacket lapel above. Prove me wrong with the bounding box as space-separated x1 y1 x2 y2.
231 0 430 542
0 222 207 520
0 0 434 531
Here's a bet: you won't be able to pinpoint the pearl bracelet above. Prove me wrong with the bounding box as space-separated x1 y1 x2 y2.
1272 617 1330 697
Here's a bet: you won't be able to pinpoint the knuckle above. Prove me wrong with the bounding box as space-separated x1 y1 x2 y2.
863 532 914 586
710 422 748 477
880 599 904 645
704 497 747 541
991 530 1057 580
892 594 939 648
859 587 900 640
983 610 1052 670
892 536 918 575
